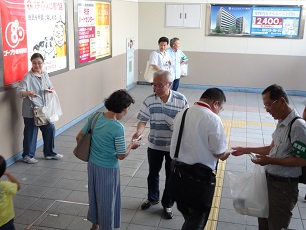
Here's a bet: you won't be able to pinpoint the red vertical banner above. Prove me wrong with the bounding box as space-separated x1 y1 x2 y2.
1 0 28 85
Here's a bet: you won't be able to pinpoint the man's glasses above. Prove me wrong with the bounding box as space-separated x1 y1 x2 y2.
151 83 167 89
263 99 278 109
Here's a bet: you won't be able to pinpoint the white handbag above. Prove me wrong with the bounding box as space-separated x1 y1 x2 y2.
144 61 155 83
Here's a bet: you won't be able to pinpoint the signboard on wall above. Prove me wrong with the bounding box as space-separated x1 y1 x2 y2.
75 0 111 66
0 0 68 86
208 4 303 38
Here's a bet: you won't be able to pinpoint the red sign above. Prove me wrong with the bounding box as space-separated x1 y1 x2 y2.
78 26 96 64
254 17 283 26
1 0 28 85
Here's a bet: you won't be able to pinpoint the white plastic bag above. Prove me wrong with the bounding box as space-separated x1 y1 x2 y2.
227 164 269 218
144 61 155 83
45 91 63 123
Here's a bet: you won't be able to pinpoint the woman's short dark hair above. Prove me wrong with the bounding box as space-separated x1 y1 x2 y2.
0 155 6 178
200 88 226 104
158 37 169 44
262 84 289 104
105 90 135 113
30 53 44 62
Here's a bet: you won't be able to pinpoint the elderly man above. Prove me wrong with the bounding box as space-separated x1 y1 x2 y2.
166 37 188 91
132 70 188 219
170 88 230 229
233 84 306 230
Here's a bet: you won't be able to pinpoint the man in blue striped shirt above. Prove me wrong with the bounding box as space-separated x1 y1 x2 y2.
132 70 188 219
166 37 188 91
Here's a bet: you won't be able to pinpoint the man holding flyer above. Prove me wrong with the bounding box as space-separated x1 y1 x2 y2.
232 84 306 230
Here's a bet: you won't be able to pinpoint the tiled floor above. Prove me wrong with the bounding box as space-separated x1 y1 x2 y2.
5 85 306 230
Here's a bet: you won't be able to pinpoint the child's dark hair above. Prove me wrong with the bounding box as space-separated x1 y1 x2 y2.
0 155 6 178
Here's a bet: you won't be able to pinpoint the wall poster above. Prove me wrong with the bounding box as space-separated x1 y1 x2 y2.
75 0 111 66
0 0 68 87
207 4 303 38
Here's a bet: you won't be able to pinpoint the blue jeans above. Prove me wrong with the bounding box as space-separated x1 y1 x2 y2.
22 117 57 158
147 148 174 208
171 79 180 91
0 218 15 230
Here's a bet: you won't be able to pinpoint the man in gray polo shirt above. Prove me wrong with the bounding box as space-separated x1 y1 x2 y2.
233 84 306 230
132 70 188 219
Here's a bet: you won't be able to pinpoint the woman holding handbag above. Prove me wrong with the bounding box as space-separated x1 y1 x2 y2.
17 53 62 164
76 90 140 230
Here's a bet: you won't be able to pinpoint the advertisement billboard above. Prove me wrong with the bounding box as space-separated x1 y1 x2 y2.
208 4 303 38
1 0 68 86
75 0 111 66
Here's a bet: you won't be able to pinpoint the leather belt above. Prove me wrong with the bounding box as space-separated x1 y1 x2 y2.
266 173 299 183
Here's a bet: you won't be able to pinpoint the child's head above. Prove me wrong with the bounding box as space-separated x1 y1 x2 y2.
0 155 6 178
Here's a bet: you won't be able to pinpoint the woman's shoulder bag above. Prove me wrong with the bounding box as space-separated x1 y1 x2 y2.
73 112 101 162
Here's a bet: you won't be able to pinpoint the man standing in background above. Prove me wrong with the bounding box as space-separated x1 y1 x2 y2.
150 37 172 72
166 37 188 91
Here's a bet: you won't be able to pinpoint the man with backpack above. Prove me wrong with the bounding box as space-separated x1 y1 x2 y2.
232 84 306 230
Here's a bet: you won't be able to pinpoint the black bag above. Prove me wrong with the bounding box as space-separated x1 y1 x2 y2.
168 109 216 209
288 117 306 184
169 160 216 209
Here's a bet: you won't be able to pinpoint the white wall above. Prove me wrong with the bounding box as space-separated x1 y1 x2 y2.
138 1 306 91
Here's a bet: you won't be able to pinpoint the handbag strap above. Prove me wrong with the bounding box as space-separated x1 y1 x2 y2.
173 108 218 172
87 112 101 134
174 108 189 158
42 73 47 106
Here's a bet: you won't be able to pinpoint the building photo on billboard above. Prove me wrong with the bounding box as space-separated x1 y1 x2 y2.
208 4 303 39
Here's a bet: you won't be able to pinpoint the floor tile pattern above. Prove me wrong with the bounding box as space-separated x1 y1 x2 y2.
5 85 306 230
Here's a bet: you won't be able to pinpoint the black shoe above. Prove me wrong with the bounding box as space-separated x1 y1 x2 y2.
141 199 159 210
163 207 174 219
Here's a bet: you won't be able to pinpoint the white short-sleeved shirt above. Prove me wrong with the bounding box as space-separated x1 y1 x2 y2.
149 50 172 72
170 102 227 170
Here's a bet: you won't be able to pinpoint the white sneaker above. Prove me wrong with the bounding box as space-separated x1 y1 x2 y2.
22 156 38 164
45 154 63 160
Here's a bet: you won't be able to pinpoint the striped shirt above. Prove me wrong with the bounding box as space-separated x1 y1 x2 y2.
82 113 126 168
138 90 188 151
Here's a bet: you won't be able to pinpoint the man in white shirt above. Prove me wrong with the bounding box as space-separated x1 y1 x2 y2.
150 37 172 73
170 88 230 229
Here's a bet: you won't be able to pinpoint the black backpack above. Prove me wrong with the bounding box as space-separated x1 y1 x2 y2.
288 117 306 184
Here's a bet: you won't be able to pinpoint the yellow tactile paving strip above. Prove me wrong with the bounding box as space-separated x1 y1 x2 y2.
204 119 275 230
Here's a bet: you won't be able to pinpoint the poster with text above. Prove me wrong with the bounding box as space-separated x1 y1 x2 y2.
251 6 301 37
1 0 27 85
78 0 111 64
1 0 67 86
209 5 301 38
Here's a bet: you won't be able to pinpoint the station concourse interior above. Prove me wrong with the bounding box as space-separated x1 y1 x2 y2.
0 1 306 230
